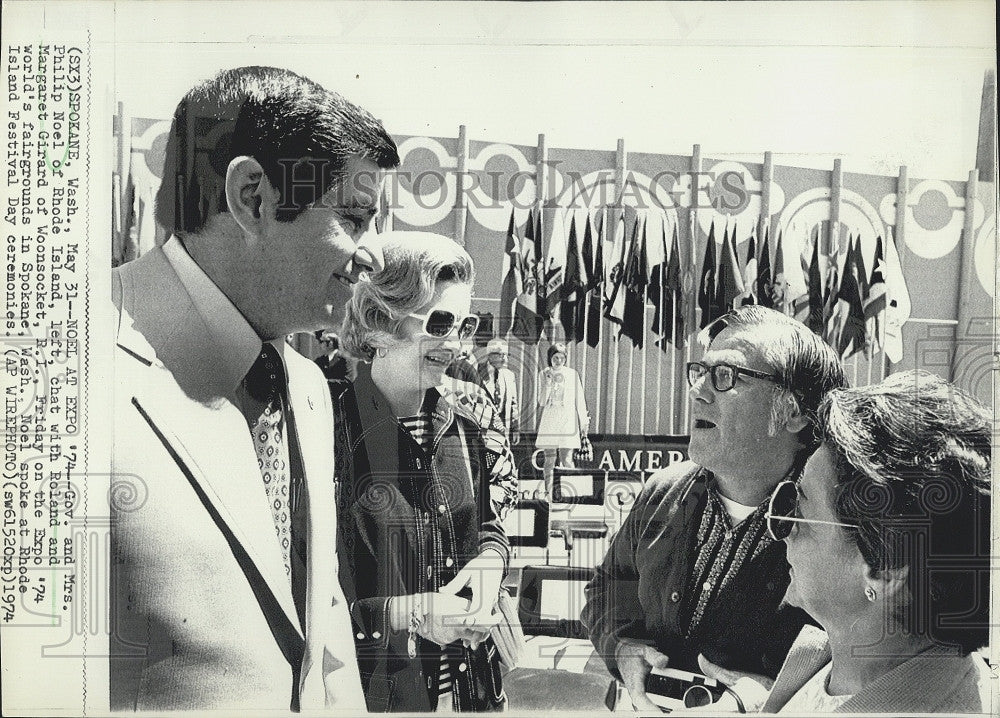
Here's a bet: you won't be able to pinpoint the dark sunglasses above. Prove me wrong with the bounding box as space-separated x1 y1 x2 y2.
686 361 781 392
408 308 479 340
765 480 857 541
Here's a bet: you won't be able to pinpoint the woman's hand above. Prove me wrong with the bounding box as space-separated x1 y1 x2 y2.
439 551 505 648
696 654 774 713
389 592 496 648
615 639 671 712
418 592 495 647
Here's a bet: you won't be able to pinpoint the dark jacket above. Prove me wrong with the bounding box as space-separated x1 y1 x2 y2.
581 461 810 680
331 368 508 712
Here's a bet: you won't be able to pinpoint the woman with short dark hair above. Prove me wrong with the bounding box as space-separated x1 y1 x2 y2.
701 370 992 713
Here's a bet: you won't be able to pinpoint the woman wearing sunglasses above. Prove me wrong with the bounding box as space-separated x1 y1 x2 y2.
333 233 508 712
700 371 991 713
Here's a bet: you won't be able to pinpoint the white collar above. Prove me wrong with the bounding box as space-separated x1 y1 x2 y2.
162 236 285 393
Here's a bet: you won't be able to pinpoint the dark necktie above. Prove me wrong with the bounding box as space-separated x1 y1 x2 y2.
244 344 292 579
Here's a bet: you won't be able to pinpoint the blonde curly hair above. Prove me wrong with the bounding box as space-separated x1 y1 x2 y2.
339 231 475 362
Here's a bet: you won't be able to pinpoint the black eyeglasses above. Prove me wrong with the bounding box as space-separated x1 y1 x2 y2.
765 480 857 541
408 308 479 340
686 361 781 392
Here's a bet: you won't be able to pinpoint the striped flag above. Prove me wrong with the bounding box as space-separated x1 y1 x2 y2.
498 207 522 336
831 236 867 358
542 205 568 319
512 207 545 344
863 235 887 355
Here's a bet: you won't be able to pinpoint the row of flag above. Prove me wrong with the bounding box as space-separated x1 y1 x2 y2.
696 218 910 361
496 204 911 363
497 205 686 350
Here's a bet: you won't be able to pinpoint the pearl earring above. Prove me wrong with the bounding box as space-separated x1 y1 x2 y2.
864 586 877 602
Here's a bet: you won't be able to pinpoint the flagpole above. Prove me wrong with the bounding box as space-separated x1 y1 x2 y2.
683 144 702 434
638 210 650 437
455 125 469 247
885 167 909 381
534 134 548 445
655 213 667 434
866 234 875 385
669 264 677 435
575 208 589 406
607 139 626 434
591 209 605 432
954 169 980 384
760 151 773 247
623 212 634 435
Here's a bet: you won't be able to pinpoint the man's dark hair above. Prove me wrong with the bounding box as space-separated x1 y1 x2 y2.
818 370 991 654
155 66 399 235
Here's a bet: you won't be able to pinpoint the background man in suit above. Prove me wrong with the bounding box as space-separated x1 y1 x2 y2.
314 331 356 382
111 66 399 711
477 338 520 444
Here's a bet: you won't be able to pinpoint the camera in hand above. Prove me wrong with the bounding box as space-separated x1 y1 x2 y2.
644 666 726 710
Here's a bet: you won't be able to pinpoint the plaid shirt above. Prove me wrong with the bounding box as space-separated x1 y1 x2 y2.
439 379 519 520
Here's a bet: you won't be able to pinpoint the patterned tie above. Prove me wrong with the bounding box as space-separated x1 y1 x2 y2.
244 343 292 579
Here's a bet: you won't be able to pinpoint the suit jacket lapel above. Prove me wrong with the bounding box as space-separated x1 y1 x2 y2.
285 353 366 708
285 358 329 509
115 252 303 641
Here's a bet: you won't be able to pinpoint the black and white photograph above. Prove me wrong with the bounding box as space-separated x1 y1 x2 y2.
1 1 996 715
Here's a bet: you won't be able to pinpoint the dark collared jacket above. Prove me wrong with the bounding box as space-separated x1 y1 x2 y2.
581 461 811 680
330 368 508 712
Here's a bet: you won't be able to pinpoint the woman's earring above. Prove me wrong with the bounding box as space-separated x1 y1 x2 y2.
864 586 877 602
376 347 387 359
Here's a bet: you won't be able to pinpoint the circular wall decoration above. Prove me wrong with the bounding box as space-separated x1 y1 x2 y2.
130 120 172 185
465 143 536 232
692 162 786 239
775 187 885 265
393 136 457 227
898 179 968 259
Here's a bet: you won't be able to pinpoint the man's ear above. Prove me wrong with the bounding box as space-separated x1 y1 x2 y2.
781 393 809 434
224 156 276 237
866 562 910 605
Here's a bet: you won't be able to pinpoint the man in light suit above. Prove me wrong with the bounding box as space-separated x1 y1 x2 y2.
110 66 399 711
477 338 520 444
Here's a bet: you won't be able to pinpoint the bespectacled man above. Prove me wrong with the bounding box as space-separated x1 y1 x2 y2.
582 305 848 712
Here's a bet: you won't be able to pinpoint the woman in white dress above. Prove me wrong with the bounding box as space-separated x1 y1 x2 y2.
535 342 589 496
